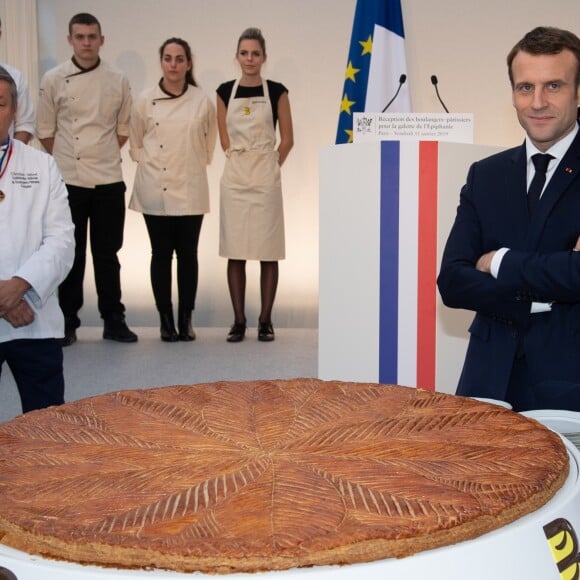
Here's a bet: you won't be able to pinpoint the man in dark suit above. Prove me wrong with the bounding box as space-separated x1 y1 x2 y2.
438 26 580 412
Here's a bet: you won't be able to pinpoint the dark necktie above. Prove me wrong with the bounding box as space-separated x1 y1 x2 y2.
527 153 554 216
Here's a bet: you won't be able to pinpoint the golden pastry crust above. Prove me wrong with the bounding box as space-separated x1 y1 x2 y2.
0 379 568 574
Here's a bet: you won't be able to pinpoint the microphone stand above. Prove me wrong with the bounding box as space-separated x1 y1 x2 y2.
382 74 407 113
430 75 449 113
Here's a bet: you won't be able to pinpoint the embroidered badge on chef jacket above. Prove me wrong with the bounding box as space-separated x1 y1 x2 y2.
11 172 40 189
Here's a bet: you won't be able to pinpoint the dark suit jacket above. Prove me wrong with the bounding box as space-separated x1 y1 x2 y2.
437 128 580 411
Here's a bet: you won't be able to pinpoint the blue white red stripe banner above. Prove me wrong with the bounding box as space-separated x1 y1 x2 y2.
319 140 495 393
379 141 438 391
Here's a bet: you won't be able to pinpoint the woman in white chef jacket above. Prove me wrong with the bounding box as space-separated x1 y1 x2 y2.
129 38 216 342
217 27 294 343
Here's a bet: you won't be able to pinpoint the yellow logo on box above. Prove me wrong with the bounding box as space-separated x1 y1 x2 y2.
544 518 580 579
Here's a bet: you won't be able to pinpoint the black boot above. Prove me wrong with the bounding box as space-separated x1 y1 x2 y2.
160 311 179 342
103 313 138 343
178 309 195 341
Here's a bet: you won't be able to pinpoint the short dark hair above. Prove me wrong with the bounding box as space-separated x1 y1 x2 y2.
507 26 580 87
0 66 18 111
68 13 102 36
159 38 197 87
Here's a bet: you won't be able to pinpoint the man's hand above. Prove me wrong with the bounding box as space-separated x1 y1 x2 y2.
574 236 580 252
476 251 497 274
0 277 31 316
2 300 34 328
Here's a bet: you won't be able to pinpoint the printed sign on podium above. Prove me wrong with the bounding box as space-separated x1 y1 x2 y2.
353 112 474 144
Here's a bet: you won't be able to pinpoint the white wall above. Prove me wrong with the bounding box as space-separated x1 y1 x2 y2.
32 0 580 330
35 0 355 329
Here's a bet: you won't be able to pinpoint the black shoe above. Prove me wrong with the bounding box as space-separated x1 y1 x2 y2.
60 328 77 347
160 311 178 342
258 322 275 342
178 309 196 341
227 322 246 343
103 314 138 343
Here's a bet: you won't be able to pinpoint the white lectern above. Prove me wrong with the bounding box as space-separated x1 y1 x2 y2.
319 140 503 394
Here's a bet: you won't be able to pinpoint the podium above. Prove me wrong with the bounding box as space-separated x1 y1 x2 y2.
318 140 503 394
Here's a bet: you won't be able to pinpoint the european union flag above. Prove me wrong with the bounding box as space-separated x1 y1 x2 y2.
336 0 411 144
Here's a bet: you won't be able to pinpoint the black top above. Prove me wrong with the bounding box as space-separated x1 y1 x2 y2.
216 80 288 127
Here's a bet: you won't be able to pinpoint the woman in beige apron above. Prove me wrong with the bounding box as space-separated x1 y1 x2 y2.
217 27 293 343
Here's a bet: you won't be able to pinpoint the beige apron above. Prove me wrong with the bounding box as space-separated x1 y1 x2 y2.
219 79 285 260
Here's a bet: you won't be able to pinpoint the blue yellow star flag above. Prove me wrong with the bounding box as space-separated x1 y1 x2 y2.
336 0 411 143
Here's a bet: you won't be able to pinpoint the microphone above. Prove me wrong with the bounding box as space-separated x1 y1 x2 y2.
382 74 407 113
430 75 450 113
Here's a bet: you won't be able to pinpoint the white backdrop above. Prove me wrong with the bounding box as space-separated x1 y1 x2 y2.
6 0 580 331
34 0 352 329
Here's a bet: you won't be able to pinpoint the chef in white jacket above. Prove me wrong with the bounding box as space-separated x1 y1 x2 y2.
0 66 75 413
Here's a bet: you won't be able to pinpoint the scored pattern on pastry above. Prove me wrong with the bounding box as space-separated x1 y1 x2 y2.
0 379 568 573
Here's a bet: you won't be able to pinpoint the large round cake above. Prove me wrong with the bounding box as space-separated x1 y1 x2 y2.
0 379 568 574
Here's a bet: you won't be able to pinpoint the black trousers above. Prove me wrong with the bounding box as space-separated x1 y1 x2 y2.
0 339 64 413
59 182 127 328
143 214 204 313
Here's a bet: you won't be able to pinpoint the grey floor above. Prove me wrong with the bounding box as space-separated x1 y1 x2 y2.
0 326 318 425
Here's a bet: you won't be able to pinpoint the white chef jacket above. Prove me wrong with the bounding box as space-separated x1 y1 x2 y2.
129 83 216 215
0 139 75 342
36 59 131 187
0 62 35 138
